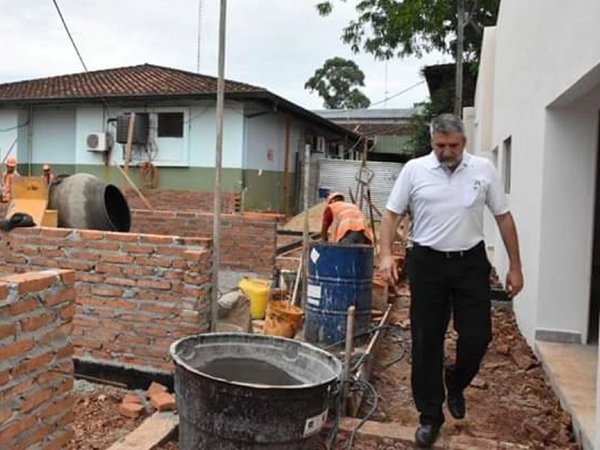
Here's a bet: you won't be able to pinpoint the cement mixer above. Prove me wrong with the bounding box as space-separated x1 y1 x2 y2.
5 173 131 232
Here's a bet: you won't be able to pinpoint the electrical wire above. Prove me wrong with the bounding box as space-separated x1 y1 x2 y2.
369 80 426 108
346 379 379 450
0 121 29 133
51 0 88 72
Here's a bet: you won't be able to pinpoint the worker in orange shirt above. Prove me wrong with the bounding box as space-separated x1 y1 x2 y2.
42 164 55 185
1 156 20 203
321 192 374 244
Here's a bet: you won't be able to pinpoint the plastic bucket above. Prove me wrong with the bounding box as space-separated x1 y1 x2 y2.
238 278 271 320
263 301 304 338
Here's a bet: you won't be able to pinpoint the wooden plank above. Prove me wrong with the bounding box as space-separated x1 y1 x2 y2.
107 411 178 450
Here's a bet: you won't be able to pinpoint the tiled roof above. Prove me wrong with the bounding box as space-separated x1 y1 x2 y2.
0 64 265 102
314 108 416 120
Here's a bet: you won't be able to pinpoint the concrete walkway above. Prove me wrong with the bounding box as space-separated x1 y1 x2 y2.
535 341 597 449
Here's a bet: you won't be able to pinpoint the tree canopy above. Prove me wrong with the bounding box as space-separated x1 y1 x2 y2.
305 57 371 109
316 0 500 62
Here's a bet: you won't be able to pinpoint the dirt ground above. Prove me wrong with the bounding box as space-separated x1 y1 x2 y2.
68 381 145 450
70 284 579 450
367 285 578 449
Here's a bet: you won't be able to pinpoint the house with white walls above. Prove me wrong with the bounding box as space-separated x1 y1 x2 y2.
471 1 600 447
0 64 359 212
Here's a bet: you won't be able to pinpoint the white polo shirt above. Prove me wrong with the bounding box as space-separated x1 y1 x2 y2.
386 151 509 251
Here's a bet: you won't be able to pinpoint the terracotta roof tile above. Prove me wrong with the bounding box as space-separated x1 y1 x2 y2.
0 64 265 102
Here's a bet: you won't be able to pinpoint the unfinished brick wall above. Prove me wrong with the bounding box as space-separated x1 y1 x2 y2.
124 189 238 213
0 228 212 373
0 269 75 450
131 210 279 275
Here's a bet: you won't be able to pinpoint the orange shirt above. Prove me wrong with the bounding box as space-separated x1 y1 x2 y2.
327 201 373 243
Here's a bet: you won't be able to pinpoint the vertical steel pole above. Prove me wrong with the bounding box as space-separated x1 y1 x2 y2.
454 0 465 118
211 0 227 332
301 143 310 310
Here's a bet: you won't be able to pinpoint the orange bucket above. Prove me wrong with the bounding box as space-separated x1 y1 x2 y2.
263 301 304 338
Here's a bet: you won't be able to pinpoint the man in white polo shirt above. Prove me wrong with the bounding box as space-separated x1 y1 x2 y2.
380 114 523 448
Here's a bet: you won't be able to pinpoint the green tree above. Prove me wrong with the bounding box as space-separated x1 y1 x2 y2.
305 57 371 109
316 0 500 62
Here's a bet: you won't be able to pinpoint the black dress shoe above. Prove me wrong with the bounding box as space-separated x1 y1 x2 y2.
447 390 466 419
414 424 440 448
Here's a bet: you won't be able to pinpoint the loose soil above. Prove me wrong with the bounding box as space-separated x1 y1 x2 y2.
367 284 579 449
68 381 145 450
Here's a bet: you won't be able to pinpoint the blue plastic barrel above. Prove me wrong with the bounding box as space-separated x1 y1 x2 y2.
305 242 373 345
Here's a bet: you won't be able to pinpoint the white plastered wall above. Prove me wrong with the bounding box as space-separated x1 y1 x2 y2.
475 0 600 343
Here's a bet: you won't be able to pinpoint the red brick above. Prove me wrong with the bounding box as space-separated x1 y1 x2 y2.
95 263 123 274
58 270 75 285
40 228 72 238
149 392 176 411
0 339 34 360
136 279 171 290
4 298 37 317
147 381 168 397
60 304 76 321
20 312 54 332
60 261 94 271
13 351 54 377
123 244 155 254
54 377 74 396
0 283 8 300
140 234 175 244
70 250 102 261
72 336 102 350
3 272 55 294
91 286 124 297
42 286 75 306
100 254 135 264
107 232 140 242
79 230 105 240
0 408 11 426
20 388 52 412
38 323 72 345
0 323 16 340
104 277 137 287
119 402 145 418
0 415 35 443
123 393 142 404
0 370 10 386
75 272 105 283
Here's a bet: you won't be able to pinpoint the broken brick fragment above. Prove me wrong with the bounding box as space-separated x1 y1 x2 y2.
123 393 142 405
146 381 168 398
150 392 176 411
119 402 145 419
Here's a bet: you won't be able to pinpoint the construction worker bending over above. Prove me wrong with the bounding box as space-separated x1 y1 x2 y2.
321 192 373 244
42 164 55 185
1 156 20 203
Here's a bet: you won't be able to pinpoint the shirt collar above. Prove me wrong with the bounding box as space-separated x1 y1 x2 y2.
427 151 472 170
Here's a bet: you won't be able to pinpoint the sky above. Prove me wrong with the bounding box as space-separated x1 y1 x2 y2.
2 0 450 110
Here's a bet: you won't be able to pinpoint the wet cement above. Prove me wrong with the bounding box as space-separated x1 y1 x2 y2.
197 357 303 386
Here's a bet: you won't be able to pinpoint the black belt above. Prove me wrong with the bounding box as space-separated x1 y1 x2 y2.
412 241 484 259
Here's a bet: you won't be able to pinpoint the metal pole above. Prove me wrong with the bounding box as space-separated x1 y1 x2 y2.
342 305 356 415
454 0 465 118
301 143 310 310
211 0 227 332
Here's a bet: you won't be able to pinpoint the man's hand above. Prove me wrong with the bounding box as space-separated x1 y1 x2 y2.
379 254 398 286
505 267 524 298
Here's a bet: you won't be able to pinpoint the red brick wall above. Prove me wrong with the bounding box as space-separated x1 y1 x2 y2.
131 210 279 275
0 269 75 450
124 189 238 213
0 228 212 373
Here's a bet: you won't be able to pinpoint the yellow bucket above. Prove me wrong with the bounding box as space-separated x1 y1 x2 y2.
238 278 271 320
264 301 304 338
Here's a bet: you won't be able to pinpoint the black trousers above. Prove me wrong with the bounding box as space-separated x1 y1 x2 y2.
406 242 492 426
340 230 370 244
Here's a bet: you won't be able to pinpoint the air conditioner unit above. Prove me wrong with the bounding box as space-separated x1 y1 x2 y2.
86 132 111 152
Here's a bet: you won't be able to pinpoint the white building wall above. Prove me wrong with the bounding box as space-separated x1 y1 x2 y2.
0 110 19 161
243 109 304 173
31 107 76 164
476 0 600 342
